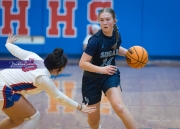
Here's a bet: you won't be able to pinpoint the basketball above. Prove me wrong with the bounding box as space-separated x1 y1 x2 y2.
125 46 148 68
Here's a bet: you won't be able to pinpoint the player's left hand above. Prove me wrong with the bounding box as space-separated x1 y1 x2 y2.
101 65 117 75
6 33 18 44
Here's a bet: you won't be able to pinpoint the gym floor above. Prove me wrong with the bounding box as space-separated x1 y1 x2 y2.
0 59 180 129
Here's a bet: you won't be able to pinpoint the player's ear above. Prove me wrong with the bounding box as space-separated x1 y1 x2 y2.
57 68 61 72
52 68 60 73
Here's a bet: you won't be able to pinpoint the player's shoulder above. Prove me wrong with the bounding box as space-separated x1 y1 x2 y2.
25 53 43 60
94 29 102 37
90 30 102 41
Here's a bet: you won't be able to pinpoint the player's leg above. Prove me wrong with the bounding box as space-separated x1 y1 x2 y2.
87 102 101 129
105 86 137 129
0 112 24 128
0 95 38 129
82 76 104 129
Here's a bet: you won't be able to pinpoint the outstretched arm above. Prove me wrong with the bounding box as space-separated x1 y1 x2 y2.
5 33 34 60
118 46 128 56
35 75 96 113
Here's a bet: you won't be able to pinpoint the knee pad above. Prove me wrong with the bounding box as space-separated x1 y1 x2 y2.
23 110 40 129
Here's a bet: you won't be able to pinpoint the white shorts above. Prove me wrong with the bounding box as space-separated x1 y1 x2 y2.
0 82 21 109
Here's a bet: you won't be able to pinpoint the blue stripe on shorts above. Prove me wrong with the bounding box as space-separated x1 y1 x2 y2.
3 86 21 109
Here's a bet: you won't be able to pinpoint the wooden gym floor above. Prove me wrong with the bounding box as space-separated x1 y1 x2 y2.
0 59 180 129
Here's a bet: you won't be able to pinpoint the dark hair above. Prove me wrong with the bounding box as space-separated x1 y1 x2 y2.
98 8 119 49
44 48 67 71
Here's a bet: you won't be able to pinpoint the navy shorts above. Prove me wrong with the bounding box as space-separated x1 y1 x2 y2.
82 70 122 105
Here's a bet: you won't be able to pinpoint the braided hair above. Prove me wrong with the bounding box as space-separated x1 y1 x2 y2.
98 8 119 49
44 48 67 71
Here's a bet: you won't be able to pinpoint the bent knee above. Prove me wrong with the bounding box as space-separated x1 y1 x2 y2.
24 110 40 121
11 117 24 127
87 118 100 125
23 110 40 129
87 116 100 129
114 104 126 114
87 119 100 129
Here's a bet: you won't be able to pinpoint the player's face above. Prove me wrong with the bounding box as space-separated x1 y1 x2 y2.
51 67 64 76
98 12 116 36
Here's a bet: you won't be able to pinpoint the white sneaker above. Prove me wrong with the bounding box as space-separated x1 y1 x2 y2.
98 125 101 129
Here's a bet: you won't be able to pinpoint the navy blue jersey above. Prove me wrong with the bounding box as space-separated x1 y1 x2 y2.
84 30 122 77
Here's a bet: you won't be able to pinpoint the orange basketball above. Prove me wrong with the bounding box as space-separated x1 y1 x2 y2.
125 46 148 68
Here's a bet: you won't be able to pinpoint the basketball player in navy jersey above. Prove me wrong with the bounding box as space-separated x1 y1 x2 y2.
0 33 96 129
79 8 137 129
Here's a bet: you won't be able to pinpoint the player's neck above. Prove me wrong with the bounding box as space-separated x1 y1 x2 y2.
102 30 113 37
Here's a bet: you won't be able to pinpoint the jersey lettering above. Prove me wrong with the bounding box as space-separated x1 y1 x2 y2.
0 0 30 36
100 49 118 58
47 0 77 37
22 58 37 72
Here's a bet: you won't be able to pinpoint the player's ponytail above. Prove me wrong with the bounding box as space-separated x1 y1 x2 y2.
112 24 119 49
44 48 67 71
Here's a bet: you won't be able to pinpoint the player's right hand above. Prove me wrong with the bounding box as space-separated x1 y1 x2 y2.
80 103 96 114
6 33 18 44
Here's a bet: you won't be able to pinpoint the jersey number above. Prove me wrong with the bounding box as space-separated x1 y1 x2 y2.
101 57 114 66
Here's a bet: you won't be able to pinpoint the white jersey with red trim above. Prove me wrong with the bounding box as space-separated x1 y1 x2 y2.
0 43 78 110
0 50 50 95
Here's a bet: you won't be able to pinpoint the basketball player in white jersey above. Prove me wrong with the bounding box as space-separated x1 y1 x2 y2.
0 33 96 129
